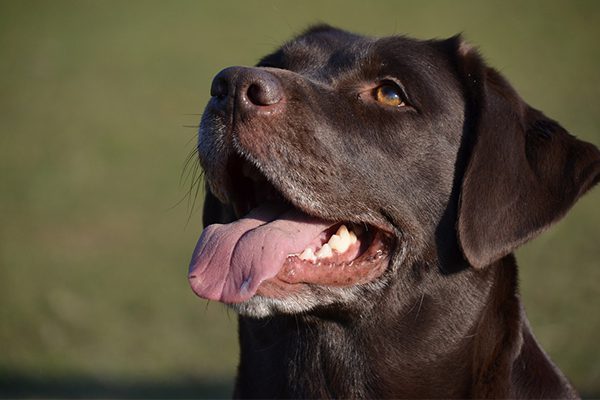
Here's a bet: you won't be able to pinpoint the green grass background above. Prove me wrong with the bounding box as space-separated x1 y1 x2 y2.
0 0 598 397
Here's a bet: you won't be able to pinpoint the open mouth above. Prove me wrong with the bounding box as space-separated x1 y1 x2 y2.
188 155 392 304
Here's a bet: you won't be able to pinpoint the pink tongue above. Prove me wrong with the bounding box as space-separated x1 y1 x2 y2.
188 204 334 303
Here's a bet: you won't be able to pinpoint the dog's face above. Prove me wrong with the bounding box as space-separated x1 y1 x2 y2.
189 26 600 317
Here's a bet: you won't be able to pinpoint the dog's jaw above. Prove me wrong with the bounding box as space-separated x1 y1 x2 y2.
188 161 401 314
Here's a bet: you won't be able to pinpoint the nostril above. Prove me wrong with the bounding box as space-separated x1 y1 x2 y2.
246 80 282 106
210 76 228 99
247 84 262 105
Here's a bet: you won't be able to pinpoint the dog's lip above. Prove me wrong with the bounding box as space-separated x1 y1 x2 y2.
269 228 391 288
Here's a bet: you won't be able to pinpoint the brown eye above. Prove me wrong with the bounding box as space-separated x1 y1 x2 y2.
374 83 405 107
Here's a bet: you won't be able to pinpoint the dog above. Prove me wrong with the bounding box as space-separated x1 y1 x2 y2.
188 25 600 398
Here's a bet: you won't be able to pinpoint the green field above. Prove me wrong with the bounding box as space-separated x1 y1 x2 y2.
1 1 599 397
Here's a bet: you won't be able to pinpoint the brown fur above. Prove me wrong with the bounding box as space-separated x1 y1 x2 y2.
197 26 600 398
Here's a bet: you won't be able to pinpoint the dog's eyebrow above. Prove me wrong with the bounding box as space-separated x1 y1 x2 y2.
265 33 374 80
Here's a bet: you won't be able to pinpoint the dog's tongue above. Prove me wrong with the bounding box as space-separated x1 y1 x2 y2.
188 204 334 303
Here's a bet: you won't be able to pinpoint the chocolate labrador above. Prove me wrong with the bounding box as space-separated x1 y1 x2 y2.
188 25 600 398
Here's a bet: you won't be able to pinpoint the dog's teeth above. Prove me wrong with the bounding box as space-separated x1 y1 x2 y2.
328 234 350 253
299 248 317 262
315 243 333 259
336 224 350 240
296 224 359 262
349 231 357 244
329 224 358 253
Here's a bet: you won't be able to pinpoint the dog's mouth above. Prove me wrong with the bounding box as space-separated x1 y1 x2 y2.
188 156 392 304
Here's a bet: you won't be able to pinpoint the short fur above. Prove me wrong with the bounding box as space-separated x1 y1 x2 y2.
197 26 600 398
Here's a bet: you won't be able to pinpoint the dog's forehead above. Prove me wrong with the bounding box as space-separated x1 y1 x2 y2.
259 28 371 81
260 27 449 84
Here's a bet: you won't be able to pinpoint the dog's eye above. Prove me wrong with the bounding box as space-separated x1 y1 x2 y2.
373 83 405 107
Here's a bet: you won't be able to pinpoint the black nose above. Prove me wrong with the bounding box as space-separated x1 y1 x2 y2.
210 67 284 112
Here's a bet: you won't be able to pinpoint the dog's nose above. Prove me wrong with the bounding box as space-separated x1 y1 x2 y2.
210 67 283 112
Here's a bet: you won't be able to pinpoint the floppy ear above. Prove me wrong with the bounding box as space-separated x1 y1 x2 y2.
454 41 600 269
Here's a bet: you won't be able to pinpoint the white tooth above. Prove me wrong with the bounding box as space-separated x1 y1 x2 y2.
336 225 350 240
349 231 357 244
328 234 350 253
328 234 341 249
315 243 333 259
299 248 317 262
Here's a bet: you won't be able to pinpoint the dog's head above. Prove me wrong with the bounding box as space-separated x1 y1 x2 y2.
189 26 600 317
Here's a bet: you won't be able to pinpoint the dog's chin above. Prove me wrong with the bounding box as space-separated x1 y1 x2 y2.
230 276 392 318
229 292 327 318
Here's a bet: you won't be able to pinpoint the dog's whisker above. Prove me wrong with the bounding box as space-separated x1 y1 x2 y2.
167 169 203 216
168 145 203 219
184 132 199 145
180 147 200 185
186 170 204 225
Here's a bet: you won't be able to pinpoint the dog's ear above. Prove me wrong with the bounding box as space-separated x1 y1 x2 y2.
449 38 600 269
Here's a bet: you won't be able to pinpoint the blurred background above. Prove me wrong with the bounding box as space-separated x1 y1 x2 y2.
0 0 599 398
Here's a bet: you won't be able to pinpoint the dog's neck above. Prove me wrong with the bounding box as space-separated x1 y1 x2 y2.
234 257 529 398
